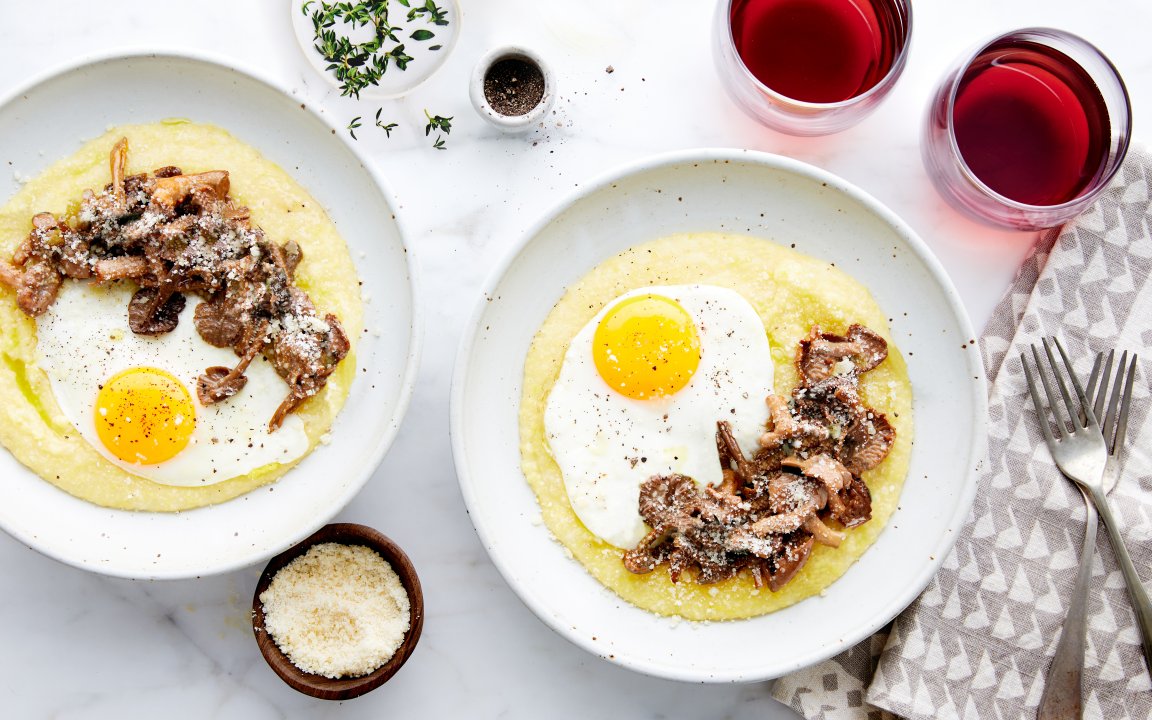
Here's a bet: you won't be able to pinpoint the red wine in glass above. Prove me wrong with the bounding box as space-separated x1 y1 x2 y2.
729 0 905 103
952 40 1111 207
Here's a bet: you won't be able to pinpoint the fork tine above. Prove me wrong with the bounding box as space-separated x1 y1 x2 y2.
1102 351 1128 449
1052 337 1097 429
1034 343 1070 438
1022 351 1058 445
1088 350 1113 423
1111 353 1138 455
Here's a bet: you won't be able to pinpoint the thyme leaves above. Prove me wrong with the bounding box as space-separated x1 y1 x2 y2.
303 0 449 100
424 109 453 150
344 107 450 149
375 108 399 137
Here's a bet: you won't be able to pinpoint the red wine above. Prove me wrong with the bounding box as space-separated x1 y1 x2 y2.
952 41 1111 206
729 0 904 104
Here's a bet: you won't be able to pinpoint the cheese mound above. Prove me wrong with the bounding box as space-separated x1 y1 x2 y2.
260 543 411 679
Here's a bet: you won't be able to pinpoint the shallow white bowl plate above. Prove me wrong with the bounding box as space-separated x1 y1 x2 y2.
452 149 986 682
0 53 419 579
290 0 461 98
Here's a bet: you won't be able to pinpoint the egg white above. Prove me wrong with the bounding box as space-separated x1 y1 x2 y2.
35 281 309 486
543 284 773 549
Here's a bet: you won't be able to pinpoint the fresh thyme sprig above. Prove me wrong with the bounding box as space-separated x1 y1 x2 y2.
424 110 452 134
302 0 449 100
424 109 452 150
375 108 398 137
399 0 449 26
345 108 451 149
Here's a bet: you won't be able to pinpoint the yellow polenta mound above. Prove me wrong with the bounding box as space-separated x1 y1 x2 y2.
0 122 363 511
519 233 912 620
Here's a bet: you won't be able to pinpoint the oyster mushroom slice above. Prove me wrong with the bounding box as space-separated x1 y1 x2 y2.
796 323 889 383
149 170 230 209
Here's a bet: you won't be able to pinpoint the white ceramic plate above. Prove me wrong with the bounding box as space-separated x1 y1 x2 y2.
0 52 420 579
290 0 461 98
451 149 987 682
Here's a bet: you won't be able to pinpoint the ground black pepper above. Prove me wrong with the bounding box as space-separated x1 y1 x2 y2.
483 57 546 116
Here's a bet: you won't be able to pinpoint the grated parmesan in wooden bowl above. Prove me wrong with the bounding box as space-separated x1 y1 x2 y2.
252 523 424 699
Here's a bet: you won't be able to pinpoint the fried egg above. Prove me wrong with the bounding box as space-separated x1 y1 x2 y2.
543 284 772 549
35 281 309 486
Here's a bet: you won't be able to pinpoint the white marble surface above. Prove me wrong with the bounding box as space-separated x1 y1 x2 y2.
1 1 1150 717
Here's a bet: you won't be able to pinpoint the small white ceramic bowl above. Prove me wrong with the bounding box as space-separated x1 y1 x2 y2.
290 0 462 99
469 46 556 133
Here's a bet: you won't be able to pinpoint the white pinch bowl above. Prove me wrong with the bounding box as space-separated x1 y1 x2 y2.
469 46 556 133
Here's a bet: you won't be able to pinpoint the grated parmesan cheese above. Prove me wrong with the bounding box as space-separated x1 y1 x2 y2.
259 543 411 679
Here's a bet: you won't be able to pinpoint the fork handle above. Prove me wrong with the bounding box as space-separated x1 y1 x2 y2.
1038 494 1097 720
1091 485 1152 678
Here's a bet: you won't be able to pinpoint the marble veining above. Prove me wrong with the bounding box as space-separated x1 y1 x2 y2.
2 0 1150 718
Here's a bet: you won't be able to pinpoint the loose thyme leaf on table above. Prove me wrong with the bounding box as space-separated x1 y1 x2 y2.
302 0 449 99
345 109 447 146
424 109 453 136
347 116 363 140
375 108 398 137
423 110 453 149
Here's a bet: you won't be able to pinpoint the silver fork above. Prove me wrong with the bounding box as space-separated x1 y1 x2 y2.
1034 348 1140 719
1023 338 1152 719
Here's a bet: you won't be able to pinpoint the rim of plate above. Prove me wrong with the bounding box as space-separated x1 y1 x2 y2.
0 48 423 579
450 147 987 681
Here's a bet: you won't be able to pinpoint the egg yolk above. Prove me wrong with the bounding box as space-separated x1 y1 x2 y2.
592 294 701 400
94 367 196 465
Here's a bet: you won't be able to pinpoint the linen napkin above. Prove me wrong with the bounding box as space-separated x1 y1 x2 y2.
772 147 1152 720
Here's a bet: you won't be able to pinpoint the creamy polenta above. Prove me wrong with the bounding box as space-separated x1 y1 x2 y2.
518 233 912 620
0 122 362 511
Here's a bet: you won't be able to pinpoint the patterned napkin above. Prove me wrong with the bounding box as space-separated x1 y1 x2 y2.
773 147 1152 720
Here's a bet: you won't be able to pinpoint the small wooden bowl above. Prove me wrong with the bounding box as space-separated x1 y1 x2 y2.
251 523 424 700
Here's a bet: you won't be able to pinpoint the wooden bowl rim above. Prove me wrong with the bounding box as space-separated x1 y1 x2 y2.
251 522 424 700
